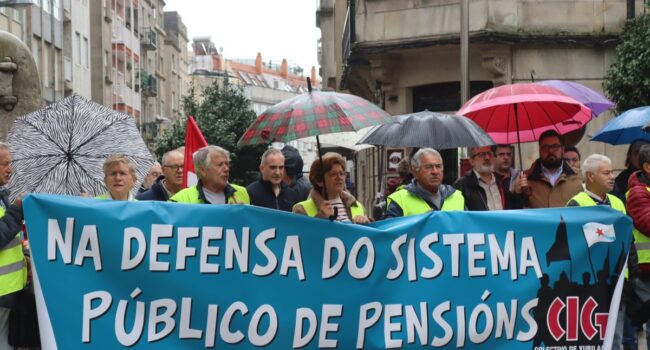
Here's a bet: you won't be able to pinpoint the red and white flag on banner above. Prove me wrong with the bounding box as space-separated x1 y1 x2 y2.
183 116 208 188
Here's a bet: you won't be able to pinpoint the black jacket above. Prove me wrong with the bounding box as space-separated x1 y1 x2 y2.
246 179 299 212
136 176 171 201
454 170 524 211
612 165 637 204
281 145 311 201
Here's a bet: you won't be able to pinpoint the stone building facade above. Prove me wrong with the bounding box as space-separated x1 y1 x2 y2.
317 0 646 209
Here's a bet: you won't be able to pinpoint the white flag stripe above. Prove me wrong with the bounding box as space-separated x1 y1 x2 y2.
582 222 616 247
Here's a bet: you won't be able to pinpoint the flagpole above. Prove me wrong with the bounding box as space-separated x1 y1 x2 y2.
585 240 596 283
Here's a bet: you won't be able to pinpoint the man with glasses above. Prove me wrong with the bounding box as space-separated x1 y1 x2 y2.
455 146 525 211
523 130 582 208
563 146 581 174
493 144 519 192
137 150 185 201
385 148 465 217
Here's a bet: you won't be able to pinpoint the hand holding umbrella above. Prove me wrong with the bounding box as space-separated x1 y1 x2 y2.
238 78 393 217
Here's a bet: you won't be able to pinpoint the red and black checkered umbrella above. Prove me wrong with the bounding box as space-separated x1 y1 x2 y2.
238 87 392 146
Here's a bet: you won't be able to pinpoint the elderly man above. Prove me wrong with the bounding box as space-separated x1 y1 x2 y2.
247 149 299 211
170 145 249 204
138 161 162 194
0 143 27 349
385 148 464 217
455 146 525 211
566 154 624 211
137 150 185 201
523 130 582 208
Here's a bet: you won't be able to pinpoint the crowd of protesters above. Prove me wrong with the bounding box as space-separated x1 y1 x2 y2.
0 130 649 349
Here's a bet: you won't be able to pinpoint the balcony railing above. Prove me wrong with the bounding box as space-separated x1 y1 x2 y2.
141 27 157 50
140 72 158 97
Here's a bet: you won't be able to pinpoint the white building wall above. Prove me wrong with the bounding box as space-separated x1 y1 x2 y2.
70 0 91 98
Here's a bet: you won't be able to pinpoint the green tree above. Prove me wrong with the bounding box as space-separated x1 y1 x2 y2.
603 13 650 113
154 79 266 185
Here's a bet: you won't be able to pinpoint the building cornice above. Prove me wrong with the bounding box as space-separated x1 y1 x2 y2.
340 30 621 90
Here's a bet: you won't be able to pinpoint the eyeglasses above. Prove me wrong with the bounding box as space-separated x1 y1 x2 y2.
540 144 562 151
471 151 492 159
163 164 184 171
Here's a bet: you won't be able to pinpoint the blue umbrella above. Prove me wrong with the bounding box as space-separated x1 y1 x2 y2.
591 106 650 145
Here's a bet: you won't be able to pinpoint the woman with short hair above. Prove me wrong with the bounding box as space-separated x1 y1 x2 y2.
97 154 138 201
293 153 370 224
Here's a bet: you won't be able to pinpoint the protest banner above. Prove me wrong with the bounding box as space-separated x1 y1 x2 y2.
23 194 633 349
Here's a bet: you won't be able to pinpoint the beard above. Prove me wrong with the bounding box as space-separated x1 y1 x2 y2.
541 156 563 169
475 164 493 174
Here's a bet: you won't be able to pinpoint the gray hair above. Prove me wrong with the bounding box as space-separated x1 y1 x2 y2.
194 145 230 180
103 154 137 179
411 148 442 171
161 150 183 165
260 148 283 166
581 154 611 178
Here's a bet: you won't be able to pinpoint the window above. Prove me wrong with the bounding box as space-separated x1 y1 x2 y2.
43 0 51 13
32 41 41 75
52 0 61 19
75 32 81 64
43 45 50 87
54 49 60 89
83 37 89 68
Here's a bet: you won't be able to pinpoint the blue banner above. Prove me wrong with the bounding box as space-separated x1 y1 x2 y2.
24 194 633 349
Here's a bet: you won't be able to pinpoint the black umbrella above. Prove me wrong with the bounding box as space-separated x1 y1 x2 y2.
7 94 154 199
357 110 495 149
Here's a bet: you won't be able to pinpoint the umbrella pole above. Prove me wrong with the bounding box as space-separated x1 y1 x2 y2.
316 135 337 221
514 103 524 171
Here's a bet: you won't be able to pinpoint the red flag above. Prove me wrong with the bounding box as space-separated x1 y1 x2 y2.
183 116 208 188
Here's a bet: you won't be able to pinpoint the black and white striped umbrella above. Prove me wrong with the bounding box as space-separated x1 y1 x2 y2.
7 94 154 199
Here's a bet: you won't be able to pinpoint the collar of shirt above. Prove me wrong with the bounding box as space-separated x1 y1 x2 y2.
583 185 609 204
541 163 564 185
473 170 496 185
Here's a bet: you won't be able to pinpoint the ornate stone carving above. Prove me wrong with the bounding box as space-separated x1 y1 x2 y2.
481 50 511 86
0 57 18 112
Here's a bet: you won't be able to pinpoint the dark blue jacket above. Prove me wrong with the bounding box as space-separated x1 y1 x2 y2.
136 176 170 201
246 179 299 212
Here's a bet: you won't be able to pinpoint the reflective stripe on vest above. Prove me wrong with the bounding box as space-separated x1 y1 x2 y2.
387 189 464 217
627 187 650 265
295 198 365 218
0 206 27 296
568 192 626 214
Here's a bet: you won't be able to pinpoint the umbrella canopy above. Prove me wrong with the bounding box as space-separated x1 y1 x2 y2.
237 90 392 146
591 106 650 145
301 127 376 152
357 111 495 149
538 80 614 116
457 83 593 144
7 94 154 198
